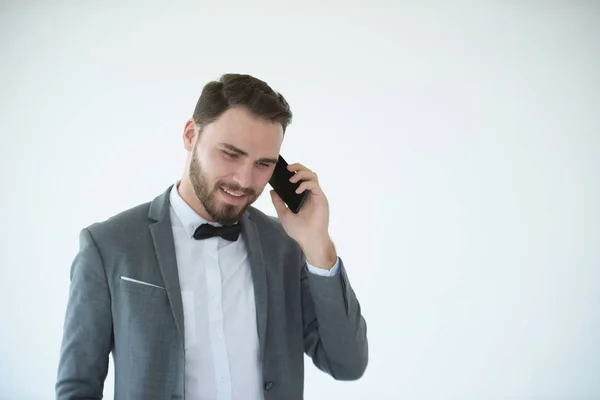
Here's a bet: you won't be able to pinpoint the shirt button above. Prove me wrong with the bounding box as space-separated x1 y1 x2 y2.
264 381 274 391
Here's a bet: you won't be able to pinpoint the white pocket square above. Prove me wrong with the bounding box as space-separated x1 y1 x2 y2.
120 276 165 289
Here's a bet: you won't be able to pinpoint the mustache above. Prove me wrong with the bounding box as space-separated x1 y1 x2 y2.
217 182 257 196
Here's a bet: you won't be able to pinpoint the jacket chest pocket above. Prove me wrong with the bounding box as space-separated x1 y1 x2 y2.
119 277 177 349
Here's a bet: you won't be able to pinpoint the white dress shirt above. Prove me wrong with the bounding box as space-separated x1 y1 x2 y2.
168 183 339 400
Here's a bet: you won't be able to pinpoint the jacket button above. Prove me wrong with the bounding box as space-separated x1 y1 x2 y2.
264 381 274 391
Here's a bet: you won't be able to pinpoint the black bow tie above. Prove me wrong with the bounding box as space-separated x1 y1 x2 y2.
193 223 241 241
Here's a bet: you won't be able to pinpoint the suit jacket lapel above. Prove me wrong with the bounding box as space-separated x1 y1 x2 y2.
148 185 185 345
241 212 268 361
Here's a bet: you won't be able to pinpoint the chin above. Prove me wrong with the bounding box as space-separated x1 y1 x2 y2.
213 203 247 224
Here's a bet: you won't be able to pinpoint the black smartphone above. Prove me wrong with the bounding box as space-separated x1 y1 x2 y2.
269 155 309 213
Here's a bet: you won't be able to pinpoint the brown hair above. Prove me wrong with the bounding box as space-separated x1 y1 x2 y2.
192 73 293 133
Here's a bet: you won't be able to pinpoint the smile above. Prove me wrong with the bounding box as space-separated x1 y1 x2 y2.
221 187 245 198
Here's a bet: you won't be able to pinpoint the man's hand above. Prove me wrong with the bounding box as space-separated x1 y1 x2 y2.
270 162 337 270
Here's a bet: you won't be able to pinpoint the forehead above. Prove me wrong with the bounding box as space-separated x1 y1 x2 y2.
202 106 284 155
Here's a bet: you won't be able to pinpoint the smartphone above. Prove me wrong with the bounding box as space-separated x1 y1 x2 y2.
269 155 309 213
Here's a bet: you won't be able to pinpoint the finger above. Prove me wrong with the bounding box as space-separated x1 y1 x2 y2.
287 163 311 173
289 170 317 183
270 190 290 218
295 180 323 195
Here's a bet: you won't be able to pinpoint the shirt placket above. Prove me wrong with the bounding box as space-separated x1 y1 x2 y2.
205 237 232 400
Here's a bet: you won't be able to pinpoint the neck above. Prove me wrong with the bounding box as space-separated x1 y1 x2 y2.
177 177 215 222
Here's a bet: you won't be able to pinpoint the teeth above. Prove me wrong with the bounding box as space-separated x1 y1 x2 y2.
222 187 244 197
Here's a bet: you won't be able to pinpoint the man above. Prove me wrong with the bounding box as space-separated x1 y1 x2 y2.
56 73 368 400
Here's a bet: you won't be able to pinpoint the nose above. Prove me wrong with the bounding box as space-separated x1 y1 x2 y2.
232 163 253 189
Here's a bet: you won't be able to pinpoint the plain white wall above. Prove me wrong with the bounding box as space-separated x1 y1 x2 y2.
1 2 599 399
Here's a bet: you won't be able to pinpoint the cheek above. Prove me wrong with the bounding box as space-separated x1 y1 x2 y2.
254 168 274 187
206 155 232 179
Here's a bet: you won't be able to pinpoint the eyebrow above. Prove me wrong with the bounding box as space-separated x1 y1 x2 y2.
219 143 279 164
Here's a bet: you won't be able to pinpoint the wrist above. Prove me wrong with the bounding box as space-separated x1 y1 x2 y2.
302 236 337 270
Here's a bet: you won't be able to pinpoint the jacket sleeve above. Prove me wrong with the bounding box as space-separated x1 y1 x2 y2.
301 256 369 380
56 228 113 399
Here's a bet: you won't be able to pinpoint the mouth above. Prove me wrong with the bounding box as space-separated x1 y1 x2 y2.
219 186 248 205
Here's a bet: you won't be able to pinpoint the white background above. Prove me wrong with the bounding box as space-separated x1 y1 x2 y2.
1 1 599 399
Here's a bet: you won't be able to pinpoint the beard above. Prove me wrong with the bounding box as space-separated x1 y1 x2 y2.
189 149 261 225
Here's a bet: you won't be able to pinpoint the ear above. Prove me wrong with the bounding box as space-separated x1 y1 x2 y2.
183 119 197 152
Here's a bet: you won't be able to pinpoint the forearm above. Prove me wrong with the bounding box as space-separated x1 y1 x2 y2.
302 258 368 380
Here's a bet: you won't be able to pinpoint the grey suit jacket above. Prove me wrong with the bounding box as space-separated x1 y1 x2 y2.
56 185 368 400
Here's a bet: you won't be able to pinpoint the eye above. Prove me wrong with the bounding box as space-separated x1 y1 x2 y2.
223 151 238 159
256 162 271 168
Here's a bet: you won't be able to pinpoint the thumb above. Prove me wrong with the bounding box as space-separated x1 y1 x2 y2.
270 190 289 219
